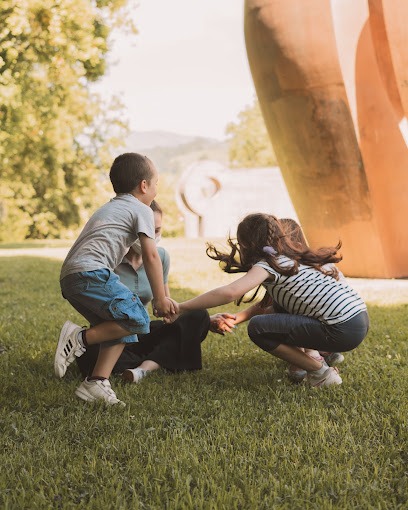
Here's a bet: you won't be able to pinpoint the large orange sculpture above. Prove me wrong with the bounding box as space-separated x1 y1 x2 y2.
244 0 408 277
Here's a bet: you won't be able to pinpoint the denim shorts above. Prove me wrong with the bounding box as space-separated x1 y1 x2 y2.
60 268 150 344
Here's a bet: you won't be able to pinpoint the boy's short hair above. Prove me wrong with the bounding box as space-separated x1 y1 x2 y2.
109 153 154 193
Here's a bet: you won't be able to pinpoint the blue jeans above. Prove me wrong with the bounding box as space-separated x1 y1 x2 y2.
60 269 150 344
248 311 369 353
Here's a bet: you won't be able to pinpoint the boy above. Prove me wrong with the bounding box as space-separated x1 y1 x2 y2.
55 153 177 405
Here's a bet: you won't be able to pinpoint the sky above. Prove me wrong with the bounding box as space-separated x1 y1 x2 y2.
95 0 256 140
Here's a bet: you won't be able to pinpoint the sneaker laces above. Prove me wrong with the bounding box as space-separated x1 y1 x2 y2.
74 344 86 357
97 379 120 400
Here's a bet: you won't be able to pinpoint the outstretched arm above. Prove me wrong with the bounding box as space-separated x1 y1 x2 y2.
179 266 270 313
234 303 269 325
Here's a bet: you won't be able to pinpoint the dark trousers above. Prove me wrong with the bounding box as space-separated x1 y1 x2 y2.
248 310 369 353
76 309 210 378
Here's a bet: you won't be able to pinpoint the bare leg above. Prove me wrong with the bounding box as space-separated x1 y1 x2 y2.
304 348 320 357
91 343 125 379
121 359 161 383
138 360 160 371
86 321 131 345
271 344 324 371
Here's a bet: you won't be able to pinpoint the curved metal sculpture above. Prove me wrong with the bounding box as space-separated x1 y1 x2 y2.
177 161 297 238
245 0 408 277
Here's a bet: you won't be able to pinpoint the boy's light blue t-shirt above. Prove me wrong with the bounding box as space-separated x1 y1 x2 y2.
60 194 155 280
115 246 170 309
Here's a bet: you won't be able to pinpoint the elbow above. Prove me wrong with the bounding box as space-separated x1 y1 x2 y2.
142 249 158 265
223 288 241 303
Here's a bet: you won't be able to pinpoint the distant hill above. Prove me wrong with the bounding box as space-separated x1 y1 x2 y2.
124 130 219 150
120 130 229 174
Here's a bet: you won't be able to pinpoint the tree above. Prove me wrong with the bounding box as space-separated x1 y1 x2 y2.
0 0 133 240
226 98 278 168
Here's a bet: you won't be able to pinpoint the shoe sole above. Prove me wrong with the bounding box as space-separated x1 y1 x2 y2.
75 386 126 406
122 370 135 383
309 368 342 388
314 376 342 387
54 321 76 378
314 376 342 388
75 386 96 402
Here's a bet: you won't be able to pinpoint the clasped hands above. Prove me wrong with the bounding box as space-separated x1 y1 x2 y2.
153 300 237 335
152 297 179 319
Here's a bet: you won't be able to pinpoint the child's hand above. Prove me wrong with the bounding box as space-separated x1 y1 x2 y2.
153 297 179 317
164 299 181 324
167 298 179 316
162 301 186 324
209 313 237 335
163 312 180 324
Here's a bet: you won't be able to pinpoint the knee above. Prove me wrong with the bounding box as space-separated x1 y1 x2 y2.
182 309 210 336
183 309 210 326
189 309 210 322
247 317 265 348
247 316 280 352
247 316 261 341
194 309 210 334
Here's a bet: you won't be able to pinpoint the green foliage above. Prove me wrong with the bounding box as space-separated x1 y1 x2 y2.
226 98 278 168
0 255 407 508
0 0 132 241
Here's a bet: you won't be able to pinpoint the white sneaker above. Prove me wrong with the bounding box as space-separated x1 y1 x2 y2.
75 378 125 406
54 321 86 378
287 351 326 384
307 366 342 387
122 367 149 383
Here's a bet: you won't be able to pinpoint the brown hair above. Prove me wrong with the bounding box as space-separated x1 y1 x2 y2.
150 200 163 216
279 218 307 249
109 153 154 193
206 213 341 304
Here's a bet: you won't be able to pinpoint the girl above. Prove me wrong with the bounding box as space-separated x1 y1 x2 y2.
170 213 369 387
216 218 347 383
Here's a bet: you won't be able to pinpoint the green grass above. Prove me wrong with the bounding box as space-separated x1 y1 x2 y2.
0 240 73 249
0 257 407 509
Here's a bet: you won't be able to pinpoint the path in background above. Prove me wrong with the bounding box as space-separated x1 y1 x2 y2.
1 240 407 305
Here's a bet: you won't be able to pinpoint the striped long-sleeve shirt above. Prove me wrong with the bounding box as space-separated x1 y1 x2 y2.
255 256 367 325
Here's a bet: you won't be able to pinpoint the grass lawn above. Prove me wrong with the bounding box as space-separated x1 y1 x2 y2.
0 255 407 509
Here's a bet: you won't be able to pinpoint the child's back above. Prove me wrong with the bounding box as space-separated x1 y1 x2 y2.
61 194 154 279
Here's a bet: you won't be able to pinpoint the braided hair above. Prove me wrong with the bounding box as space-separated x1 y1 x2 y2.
206 213 342 304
